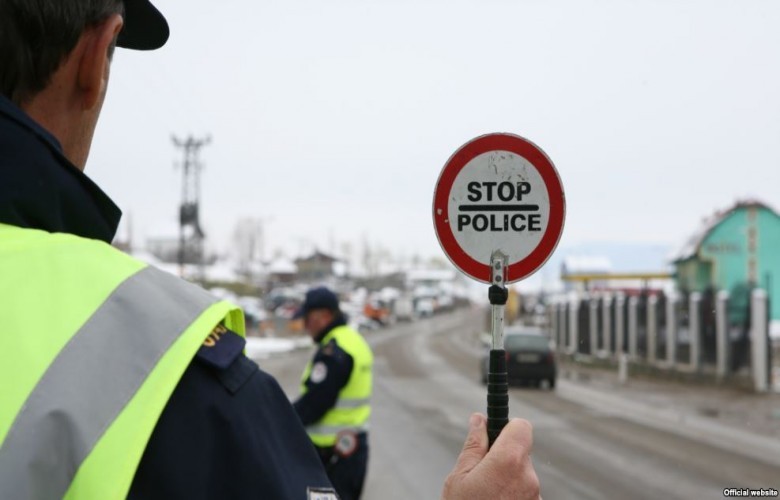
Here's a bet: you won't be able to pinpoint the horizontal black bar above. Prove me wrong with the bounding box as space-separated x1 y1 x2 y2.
459 204 539 212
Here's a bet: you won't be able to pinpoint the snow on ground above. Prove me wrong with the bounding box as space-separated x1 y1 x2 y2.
245 336 312 359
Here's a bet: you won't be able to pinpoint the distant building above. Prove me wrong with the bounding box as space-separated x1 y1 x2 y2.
267 257 297 285
670 199 780 321
295 250 340 282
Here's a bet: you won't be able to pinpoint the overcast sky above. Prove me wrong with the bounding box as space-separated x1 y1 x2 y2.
88 0 780 272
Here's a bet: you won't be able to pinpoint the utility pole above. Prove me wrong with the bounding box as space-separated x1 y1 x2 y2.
172 134 210 278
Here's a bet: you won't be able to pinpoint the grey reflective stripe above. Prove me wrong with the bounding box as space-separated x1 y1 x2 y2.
334 397 371 409
0 266 217 500
306 423 370 436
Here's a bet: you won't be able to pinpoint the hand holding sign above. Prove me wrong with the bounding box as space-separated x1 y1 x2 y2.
433 133 565 447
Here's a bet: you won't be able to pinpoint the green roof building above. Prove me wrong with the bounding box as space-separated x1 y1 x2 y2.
671 200 780 322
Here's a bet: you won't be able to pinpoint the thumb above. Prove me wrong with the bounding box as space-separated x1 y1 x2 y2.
451 413 489 476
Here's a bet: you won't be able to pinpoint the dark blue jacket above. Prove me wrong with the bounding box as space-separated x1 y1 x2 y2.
0 94 334 499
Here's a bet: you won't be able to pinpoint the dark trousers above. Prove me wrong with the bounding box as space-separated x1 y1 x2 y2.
317 434 368 500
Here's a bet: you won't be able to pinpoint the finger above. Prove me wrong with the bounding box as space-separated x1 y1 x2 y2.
450 413 489 476
488 418 540 498
478 418 533 478
492 417 533 455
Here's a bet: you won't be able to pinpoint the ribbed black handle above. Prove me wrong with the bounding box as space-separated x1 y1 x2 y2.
487 349 508 447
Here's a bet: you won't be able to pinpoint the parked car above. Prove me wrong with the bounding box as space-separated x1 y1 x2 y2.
480 327 557 389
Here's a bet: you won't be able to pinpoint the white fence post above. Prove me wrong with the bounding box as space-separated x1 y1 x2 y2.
549 303 558 349
618 352 628 384
602 294 613 356
716 291 730 380
690 292 702 371
569 294 580 355
751 289 769 393
628 296 638 358
648 295 658 364
557 302 567 353
666 293 678 367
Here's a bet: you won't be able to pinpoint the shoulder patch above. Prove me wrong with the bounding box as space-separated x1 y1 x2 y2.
196 324 245 370
309 361 328 384
321 339 336 356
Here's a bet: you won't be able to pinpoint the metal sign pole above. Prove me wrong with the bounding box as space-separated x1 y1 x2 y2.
487 251 509 447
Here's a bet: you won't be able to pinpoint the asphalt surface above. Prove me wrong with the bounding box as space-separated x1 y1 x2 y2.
255 308 780 500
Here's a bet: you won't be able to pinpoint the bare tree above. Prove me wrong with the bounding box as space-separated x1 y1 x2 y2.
232 217 266 276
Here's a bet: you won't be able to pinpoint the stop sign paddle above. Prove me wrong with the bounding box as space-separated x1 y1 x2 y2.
433 133 565 284
432 132 566 446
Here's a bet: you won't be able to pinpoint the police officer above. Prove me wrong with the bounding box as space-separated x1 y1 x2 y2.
0 1 541 499
293 287 373 500
0 2 335 498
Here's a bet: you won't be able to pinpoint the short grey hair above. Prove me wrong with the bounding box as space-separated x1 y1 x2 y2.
0 0 124 105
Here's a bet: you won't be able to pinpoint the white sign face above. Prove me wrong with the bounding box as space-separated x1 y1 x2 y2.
433 133 565 284
446 150 549 266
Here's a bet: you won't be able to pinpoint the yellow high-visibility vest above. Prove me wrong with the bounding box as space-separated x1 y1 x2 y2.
0 224 244 499
300 325 373 447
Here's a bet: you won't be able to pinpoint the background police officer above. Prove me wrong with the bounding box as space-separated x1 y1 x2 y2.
294 287 373 500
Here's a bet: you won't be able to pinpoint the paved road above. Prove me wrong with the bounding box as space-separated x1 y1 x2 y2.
256 308 780 500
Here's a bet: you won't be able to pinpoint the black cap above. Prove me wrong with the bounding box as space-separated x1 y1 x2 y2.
293 287 340 320
116 0 169 50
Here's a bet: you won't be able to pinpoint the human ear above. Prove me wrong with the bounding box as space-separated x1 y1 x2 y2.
78 14 123 110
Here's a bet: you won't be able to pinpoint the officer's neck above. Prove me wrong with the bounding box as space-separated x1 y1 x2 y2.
313 313 346 344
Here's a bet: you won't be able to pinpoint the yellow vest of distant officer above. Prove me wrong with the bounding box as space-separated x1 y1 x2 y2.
300 325 373 448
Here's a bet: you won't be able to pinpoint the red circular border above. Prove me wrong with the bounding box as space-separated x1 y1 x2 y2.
433 133 565 284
